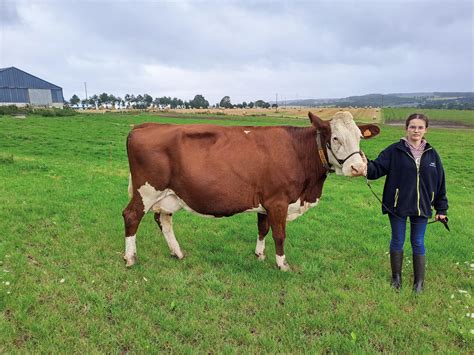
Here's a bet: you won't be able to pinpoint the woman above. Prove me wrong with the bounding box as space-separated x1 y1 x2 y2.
363 113 448 293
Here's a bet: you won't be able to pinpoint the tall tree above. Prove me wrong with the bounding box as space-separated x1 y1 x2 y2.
219 96 232 108
69 94 80 106
191 94 209 108
98 92 109 108
143 94 153 107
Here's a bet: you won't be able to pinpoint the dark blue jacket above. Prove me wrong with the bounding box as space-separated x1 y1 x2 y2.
367 139 448 218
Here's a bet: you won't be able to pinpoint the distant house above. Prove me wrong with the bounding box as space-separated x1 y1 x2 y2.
0 67 64 108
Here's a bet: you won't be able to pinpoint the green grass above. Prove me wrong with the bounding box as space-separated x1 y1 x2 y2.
382 107 474 127
0 112 473 352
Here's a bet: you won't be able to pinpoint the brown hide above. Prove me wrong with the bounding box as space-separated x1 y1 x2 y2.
127 123 328 217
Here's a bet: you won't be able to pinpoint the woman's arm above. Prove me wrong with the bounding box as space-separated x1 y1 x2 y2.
363 146 392 180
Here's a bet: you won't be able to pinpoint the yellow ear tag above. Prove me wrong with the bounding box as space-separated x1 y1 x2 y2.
363 129 372 137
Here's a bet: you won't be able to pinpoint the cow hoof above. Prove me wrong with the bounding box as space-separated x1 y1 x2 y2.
255 253 266 261
171 251 184 259
278 263 290 272
124 254 137 267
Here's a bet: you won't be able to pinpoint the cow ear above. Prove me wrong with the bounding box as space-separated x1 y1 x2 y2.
308 112 330 131
358 124 380 139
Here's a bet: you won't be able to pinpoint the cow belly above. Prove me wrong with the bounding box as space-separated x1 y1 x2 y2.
138 182 230 218
286 198 320 221
246 198 320 221
137 182 319 220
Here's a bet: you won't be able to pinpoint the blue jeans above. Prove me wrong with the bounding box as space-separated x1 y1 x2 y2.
388 214 428 256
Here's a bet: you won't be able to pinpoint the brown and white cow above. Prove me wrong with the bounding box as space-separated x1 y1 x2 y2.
122 111 380 270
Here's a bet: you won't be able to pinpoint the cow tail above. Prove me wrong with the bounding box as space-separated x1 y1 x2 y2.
126 130 134 199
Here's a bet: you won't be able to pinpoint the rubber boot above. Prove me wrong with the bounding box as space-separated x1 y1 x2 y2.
390 251 403 290
413 254 425 293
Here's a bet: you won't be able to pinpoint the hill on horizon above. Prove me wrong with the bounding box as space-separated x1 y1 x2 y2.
278 92 474 109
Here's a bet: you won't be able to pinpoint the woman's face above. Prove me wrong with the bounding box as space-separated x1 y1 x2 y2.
406 118 427 143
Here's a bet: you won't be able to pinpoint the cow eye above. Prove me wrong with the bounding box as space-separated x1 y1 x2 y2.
332 137 339 142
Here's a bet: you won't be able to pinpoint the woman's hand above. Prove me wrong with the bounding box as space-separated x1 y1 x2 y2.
435 214 447 221
361 151 368 176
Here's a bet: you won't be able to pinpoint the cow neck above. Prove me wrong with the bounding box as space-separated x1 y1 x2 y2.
315 129 334 174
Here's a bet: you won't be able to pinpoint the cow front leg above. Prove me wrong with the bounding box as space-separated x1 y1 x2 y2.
159 213 184 259
268 205 290 271
255 213 269 260
122 198 145 267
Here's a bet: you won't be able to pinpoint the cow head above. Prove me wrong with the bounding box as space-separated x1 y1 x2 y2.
309 111 380 176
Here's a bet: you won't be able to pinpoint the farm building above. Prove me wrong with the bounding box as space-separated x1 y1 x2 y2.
0 66 64 108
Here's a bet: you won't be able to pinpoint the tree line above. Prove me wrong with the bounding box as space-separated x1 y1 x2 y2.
68 93 273 109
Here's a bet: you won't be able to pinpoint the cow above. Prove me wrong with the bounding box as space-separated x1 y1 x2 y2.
122 111 380 271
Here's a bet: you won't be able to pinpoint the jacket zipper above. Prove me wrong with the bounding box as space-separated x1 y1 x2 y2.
394 188 399 207
403 147 432 216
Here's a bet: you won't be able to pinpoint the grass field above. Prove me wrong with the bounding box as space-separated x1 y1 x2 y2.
0 111 473 352
382 107 474 127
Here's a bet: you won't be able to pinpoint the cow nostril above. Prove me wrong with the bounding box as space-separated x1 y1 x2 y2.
351 165 359 174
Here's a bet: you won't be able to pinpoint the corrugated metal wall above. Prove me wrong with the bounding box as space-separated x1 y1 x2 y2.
0 88 29 103
0 67 64 105
0 67 61 90
51 89 64 103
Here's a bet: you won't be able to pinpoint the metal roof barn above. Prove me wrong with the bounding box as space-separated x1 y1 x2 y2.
0 67 64 108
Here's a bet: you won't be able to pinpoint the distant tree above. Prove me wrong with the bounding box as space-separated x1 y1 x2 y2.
69 94 80 106
99 92 109 107
108 94 116 109
190 94 209 108
116 96 123 109
242 101 247 108
248 101 254 108
255 100 270 108
90 94 99 109
143 94 153 107
219 96 232 109
158 96 172 107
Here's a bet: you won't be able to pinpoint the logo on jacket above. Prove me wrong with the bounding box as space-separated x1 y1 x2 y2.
429 162 436 168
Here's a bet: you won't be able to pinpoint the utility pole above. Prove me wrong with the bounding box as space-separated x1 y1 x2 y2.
275 93 278 112
84 82 88 101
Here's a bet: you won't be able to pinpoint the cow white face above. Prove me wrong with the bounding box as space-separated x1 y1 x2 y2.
328 112 367 176
309 111 380 177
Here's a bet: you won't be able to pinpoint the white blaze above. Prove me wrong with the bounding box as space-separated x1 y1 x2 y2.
328 111 365 176
125 235 137 259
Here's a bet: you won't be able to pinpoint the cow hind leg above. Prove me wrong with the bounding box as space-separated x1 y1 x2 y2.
122 197 145 267
268 205 290 271
255 213 270 261
159 213 184 259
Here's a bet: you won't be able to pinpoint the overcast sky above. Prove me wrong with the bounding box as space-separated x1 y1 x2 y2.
1 0 473 104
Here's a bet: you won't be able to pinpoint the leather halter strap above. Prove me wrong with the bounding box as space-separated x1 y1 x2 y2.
316 130 334 173
316 129 363 172
326 144 363 166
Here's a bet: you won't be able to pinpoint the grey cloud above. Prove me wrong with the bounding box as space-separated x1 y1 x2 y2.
0 0 22 26
1 0 472 102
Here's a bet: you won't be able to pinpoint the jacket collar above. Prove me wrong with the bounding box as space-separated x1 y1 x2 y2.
395 139 432 152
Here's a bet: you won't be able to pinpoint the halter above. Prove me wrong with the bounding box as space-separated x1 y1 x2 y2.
326 142 363 167
315 129 363 172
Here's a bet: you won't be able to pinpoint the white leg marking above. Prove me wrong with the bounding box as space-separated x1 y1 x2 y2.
124 235 137 267
255 236 266 260
160 214 184 259
276 254 290 271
